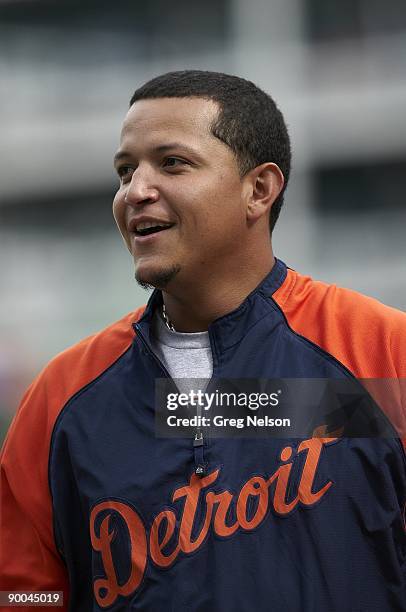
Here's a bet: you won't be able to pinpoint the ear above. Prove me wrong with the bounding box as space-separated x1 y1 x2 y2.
245 163 285 223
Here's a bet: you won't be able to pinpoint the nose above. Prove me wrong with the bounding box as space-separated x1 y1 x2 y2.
124 167 159 206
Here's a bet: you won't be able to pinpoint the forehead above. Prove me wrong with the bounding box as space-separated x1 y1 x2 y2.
120 97 220 150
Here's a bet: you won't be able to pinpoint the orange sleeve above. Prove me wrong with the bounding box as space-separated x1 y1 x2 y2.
273 269 406 444
0 309 142 611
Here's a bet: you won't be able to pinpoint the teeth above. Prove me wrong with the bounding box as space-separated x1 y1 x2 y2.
136 221 172 231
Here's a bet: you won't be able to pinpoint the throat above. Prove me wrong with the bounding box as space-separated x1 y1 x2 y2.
161 260 276 332
161 298 214 333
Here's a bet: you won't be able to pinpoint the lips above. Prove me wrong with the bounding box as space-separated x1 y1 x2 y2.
135 224 173 237
127 217 176 247
128 217 175 237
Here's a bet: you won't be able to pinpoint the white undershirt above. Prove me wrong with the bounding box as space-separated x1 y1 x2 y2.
150 310 213 393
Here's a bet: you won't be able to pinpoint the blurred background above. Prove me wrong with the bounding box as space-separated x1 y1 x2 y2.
1 0 405 443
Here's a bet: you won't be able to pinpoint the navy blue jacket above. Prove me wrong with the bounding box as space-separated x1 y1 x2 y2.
1 259 405 611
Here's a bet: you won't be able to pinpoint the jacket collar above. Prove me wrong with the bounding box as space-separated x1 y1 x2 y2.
134 258 287 352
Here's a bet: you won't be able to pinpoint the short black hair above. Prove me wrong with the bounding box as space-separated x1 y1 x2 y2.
130 70 291 232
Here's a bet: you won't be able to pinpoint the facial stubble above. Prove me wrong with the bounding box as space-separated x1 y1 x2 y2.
135 264 181 291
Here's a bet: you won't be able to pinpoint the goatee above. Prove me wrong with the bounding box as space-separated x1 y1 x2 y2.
135 265 181 291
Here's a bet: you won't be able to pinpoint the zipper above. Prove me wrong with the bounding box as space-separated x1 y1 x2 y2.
193 402 207 477
135 322 208 477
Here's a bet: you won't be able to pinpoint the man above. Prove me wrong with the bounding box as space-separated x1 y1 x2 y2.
1 70 405 611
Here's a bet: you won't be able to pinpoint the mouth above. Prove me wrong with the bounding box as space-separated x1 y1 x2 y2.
129 220 175 245
134 222 174 237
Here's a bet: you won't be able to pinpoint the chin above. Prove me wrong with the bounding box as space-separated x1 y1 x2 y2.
135 264 181 290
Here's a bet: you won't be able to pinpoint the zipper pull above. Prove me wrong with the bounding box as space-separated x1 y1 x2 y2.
193 431 207 477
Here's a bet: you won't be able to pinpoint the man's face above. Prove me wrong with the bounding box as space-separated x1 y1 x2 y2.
113 97 248 289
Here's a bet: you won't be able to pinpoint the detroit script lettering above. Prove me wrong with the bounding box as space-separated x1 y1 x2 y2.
89 437 337 607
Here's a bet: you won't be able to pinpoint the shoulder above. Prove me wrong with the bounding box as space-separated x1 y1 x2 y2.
0 309 147 595
273 268 406 377
42 307 144 391
2 306 146 459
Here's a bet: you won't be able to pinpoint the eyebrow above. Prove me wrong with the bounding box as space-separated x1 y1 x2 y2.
113 142 201 165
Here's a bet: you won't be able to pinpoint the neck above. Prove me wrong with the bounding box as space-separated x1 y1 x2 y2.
162 251 275 333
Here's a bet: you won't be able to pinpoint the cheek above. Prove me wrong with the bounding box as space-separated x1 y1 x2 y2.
112 193 126 231
112 193 132 252
176 174 244 239
204 182 245 232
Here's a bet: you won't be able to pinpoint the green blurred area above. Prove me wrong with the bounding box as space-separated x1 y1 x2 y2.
0 413 13 448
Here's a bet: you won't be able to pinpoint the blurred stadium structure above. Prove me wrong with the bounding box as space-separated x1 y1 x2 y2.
1 0 405 441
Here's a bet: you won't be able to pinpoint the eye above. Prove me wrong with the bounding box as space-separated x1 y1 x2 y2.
163 157 187 169
117 165 134 182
